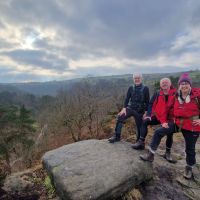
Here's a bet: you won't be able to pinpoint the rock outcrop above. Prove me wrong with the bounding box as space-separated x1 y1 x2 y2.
42 139 153 200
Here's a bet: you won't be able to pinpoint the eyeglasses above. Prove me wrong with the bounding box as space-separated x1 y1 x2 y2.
180 82 190 85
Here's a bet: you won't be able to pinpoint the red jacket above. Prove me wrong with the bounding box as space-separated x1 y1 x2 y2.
174 88 200 132
151 88 176 123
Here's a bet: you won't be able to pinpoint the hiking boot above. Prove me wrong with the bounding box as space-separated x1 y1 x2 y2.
132 140 145 150
184 166 193 179
192 165 200 182
163 151 173 162
108 135 120 143
140 150 154 162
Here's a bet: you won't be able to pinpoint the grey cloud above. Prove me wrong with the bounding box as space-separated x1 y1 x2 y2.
34 38 50 50
0 39 15 49
55 1 188 56
0 71 48 83
1 0 199 60
0 64 70 83
0 66 14 74
2 49 68 71
0 20 5 28
51 0 200 59
0 0 200 82
0 0 67 28
188 1 200 26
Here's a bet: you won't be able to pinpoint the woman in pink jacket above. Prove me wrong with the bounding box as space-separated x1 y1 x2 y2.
174 73 200 179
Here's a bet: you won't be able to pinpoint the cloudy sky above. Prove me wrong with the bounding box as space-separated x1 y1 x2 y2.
0 0 200 83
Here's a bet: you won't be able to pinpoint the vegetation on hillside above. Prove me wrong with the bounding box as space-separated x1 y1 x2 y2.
0 70 199 175
0 105 36 170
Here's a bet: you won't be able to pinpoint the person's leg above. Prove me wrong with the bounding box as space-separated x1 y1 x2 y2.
140 116 160 141
166 133 173 150
108 108 132 143
163 122 178 161
163 132 173 161
150 123 175 151
182 129 200 179
132 117 160 150
130 110 143 141
140 122 176 162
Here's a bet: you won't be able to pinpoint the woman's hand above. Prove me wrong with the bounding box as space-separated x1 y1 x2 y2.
192 119 200 126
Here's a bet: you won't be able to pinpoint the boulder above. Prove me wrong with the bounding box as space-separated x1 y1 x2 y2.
42 139 153 200
2 170 36 198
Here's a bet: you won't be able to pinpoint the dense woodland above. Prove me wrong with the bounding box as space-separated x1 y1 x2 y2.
0 70 200 183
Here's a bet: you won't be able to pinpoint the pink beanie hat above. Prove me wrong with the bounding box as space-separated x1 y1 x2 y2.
178 73 192 85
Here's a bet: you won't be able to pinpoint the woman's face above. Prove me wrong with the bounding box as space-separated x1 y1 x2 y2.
179 81 191 93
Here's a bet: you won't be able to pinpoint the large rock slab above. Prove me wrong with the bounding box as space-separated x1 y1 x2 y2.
42 139 153 200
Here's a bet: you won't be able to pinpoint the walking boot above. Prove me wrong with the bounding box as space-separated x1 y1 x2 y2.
140 150 154 162
163 151 173 162
132 139 145 150
184 165 193 179
108 135 120 143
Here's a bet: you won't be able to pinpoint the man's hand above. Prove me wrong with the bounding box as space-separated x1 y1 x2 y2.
118 108 126 116
192 119 200 126
143 111 147 119
143 116 151 120
161 122 169 128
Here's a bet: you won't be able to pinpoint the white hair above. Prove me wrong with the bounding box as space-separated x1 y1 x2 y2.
160 78 171 85
133 73 143 79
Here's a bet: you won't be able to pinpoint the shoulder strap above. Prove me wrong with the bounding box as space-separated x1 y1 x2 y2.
155 90 160 104
195 97 200 110
141 85 145 92
132 85 135 94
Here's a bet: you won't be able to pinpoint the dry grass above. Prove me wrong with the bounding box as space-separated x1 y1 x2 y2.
122 188 143 200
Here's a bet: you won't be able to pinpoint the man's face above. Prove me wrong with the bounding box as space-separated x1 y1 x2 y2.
133 76 142 86
160 80 171 90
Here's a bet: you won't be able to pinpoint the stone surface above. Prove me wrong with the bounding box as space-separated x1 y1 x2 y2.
2 170 34 195
138 135 200 200
176 163 200 200
42 139 153 200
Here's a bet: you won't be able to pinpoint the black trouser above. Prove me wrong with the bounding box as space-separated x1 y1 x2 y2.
182 129 200 166
150 122 177 152
115 107 143 141
140 116 160 141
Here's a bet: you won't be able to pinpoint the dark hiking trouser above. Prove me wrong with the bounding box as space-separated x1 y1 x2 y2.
140 116 160 141
182 129 200 166
140 117 174 152
150 122 176 152
115 107 143 141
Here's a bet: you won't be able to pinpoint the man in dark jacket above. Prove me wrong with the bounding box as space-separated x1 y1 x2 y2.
108 73 150 144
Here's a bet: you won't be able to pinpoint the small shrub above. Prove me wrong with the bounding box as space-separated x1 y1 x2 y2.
44 176 55 198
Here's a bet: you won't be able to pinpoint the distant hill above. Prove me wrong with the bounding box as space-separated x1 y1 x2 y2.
0 84 22 93
0 79 82 96
0 70 199 96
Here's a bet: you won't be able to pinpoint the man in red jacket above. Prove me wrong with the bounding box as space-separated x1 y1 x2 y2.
133 78 176 161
